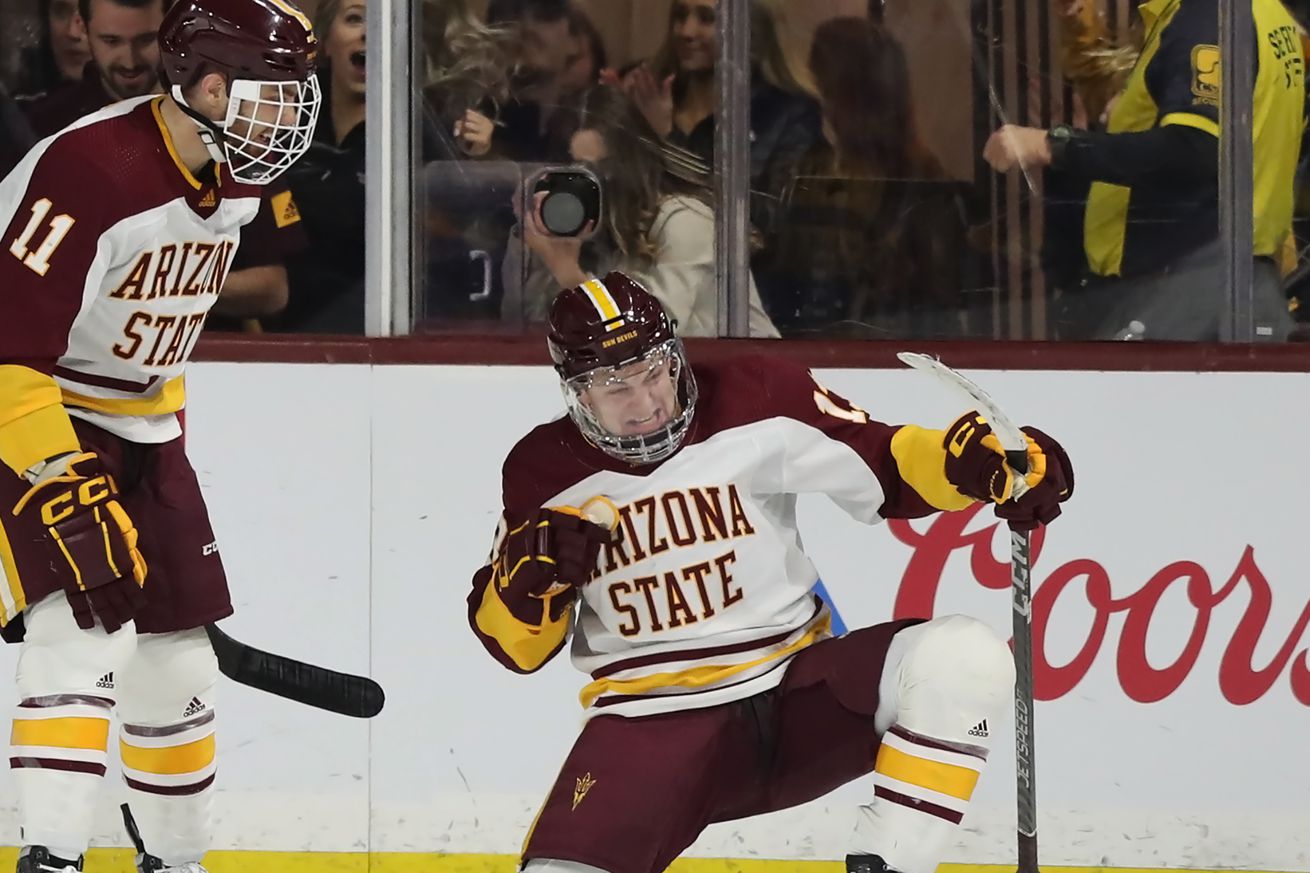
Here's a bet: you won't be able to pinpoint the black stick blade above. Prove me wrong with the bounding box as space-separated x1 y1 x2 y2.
207 624 385 719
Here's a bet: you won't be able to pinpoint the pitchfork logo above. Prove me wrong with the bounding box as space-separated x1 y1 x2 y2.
572 772 596 810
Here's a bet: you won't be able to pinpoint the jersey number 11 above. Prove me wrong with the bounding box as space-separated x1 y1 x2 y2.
8 198 76 277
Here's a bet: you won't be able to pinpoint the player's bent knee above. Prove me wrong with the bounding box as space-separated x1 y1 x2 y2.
116 628 218 724
877 614 1015 742
522 860 614 873
919 614 1014 692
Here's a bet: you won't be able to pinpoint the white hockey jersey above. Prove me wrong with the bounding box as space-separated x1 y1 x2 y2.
0 95 260 476
469 356 977 719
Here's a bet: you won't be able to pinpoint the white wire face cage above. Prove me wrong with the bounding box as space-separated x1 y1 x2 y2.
560 339 699 465
221 76 321 184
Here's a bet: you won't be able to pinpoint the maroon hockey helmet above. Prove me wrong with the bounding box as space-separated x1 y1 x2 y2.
547 272 698 464
159 0 317 87
159 0 321 184
547 271 677 378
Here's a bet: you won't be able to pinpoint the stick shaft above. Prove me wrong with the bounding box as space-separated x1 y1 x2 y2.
1011 529 1039 873
897 352 1042 873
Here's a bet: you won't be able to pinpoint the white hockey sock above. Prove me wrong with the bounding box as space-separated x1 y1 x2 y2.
117 628 218 866
10 594 137 860
11 694 112 859
120 708 216 865
854 615 1015 873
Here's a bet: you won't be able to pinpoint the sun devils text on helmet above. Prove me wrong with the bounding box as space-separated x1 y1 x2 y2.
548 272 698 465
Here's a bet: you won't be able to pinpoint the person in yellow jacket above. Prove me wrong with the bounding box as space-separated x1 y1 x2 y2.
985 0 1305 341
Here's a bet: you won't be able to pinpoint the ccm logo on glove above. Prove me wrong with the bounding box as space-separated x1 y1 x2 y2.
37 474 115 525
13 452 147 632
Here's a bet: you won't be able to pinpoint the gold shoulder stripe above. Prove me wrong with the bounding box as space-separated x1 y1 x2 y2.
151 97 203 191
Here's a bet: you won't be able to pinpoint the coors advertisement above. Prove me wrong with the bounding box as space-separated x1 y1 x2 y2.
884 505 1310 707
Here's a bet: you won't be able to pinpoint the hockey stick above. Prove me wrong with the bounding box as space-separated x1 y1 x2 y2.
205 623 385 719
897 352 1040 873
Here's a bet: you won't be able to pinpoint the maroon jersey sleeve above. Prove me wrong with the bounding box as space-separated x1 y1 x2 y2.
467 422 586 674
0 139 117 371
230 182 308 270
0 140 118 475
739 356 978 519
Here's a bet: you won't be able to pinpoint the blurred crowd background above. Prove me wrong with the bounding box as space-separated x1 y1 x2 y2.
2 0 1308 342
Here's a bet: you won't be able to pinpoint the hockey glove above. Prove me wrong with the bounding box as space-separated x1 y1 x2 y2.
493 507 612 626
942 413 1074 531
13 452 147 631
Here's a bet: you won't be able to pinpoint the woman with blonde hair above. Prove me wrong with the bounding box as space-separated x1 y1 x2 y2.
502 85 778 337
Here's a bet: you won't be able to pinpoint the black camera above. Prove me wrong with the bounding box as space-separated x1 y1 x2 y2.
527 167 602 238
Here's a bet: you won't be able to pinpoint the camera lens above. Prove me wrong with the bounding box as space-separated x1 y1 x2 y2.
540 190 587 236
531 168 602 237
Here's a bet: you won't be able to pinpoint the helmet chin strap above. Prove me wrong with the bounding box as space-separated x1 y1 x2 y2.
170 84 228 165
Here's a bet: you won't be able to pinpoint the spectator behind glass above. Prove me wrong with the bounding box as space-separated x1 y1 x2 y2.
538 4 607 155
416 0 518 323
615 0 819 196
275 0 368 333
485 0 574 160
12 0 91 100
809 18 945 180
25 0 166 138
983 0 1303 342
558 5 607 98
421 0 512 159
755 17 972 338
276 0 443 333
502 85 779 338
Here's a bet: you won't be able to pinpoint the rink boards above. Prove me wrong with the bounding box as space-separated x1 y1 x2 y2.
1 362 1306 871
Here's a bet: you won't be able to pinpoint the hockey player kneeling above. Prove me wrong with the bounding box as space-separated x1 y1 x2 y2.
467 271 1074 873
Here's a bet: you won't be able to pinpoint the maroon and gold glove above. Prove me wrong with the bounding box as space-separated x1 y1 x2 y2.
942 413 1075 531
492 506 612 626
13 452 147 632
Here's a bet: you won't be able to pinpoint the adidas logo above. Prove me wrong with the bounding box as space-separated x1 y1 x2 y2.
271 190 303 228
95 672 114 689
198 189 217 208
967 719 989 738
183 697 206 718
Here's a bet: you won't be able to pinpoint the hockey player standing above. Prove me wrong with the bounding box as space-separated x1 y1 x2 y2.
0 0 320 870
468 271 1074 873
